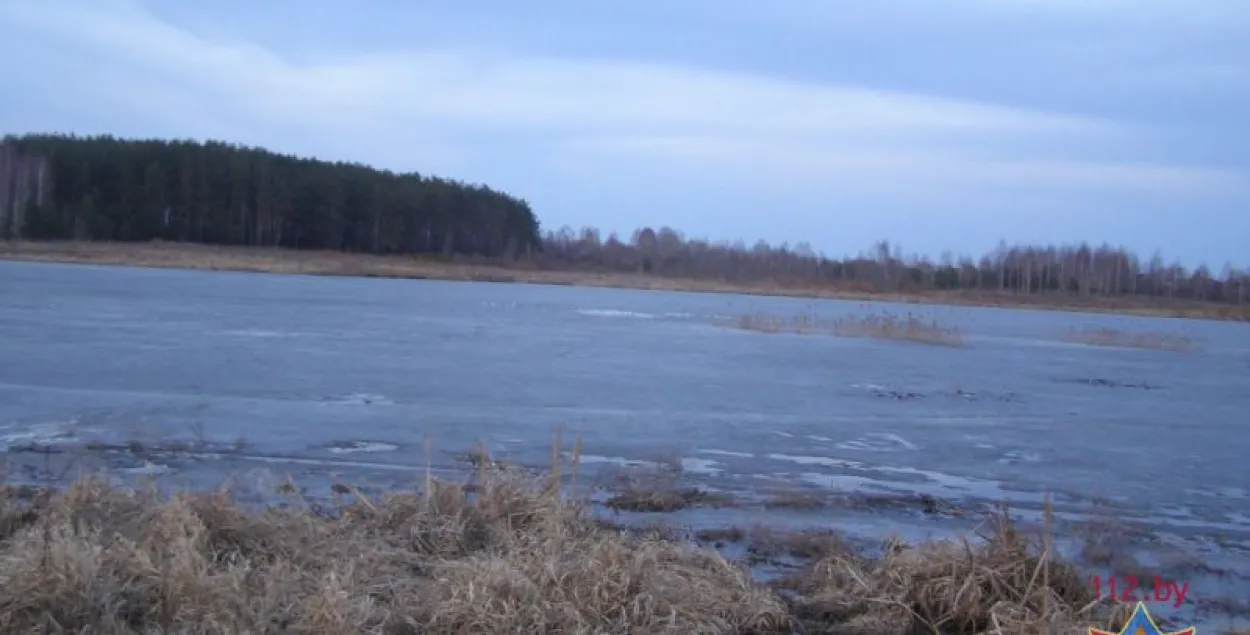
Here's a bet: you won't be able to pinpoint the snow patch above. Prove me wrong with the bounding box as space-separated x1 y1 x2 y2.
323 393 394 406
576 309 655 319
680 457 723 475
697 448 753 458
327 441 400 454
837 432 918 452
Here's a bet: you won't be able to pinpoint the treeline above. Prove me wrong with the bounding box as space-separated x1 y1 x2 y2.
539 226 1249 304
0 134 542 258
1 133 1243 305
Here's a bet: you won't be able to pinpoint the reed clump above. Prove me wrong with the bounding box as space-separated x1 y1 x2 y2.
829 313 966 347
735 311 966 347
778 512 1131 635
736 313 789 333
763 488 830 510
1060 327 1198 352
601 460 736 512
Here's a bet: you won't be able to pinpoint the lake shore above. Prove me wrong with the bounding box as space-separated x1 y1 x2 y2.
2 428 1245 633
3 239 1247 322
0 463 1135 635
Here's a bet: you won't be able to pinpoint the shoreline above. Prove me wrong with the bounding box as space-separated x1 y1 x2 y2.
1 429 1246 632
4 459 1244 633
0 464 1164 634
3 239 1247 322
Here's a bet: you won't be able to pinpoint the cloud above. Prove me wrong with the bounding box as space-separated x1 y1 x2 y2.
3 2 1095 133
1 0 1243 197
568 135 1245 196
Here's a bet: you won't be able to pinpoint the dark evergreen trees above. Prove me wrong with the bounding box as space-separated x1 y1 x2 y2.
0 134 541 259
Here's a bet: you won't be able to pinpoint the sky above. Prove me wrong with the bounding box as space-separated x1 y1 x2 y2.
1 0 1247 269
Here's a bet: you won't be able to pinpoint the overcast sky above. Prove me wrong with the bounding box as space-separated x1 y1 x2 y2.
2 0 1246 268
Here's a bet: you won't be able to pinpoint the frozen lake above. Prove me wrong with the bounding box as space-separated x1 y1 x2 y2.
2 259 1248 627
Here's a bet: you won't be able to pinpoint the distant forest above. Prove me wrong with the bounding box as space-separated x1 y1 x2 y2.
0 134 541 258
1 133 1245 304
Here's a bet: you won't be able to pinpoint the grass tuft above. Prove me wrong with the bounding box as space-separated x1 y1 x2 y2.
777 510 1130 635
601 462 737 513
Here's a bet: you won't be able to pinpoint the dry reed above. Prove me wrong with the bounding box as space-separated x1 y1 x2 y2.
778 510 1131 635
735 312 966 347
0 465 1141 635
763 488 830 511
0 469 788 634
736 313 787 333
829 313 966 347
1060 327 1198 352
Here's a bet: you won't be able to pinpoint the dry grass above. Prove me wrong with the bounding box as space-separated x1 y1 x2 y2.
604 486 736 513
0 470 788 635
757 483 966 516
735 312 966 347
691 517 855 561
746 527 855 564
778 512 1130 635
4 239 1248 322
0 463 1147 635
736 313 788 333
1060 327 1199 352
763 488 830 511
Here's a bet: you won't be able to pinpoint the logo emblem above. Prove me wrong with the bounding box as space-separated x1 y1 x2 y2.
1089 601 1195 635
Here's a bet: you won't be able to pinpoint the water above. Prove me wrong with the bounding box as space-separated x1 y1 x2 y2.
2 260 1248 628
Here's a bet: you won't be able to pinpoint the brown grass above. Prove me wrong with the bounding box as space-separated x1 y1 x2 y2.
0 463 1144 635
1060 327 1199 352
0 470 788 635
778 512 1130 635
736 312 967 347
4 239 1248 322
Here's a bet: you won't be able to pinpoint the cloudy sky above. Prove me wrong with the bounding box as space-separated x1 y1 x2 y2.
2 0 1247 268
